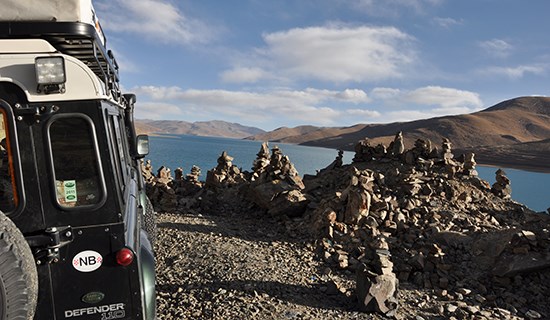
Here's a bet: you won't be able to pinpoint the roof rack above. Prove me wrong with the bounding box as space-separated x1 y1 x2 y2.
0 21 121 102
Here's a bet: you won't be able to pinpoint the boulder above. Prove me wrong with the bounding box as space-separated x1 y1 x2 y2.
357 267 399 316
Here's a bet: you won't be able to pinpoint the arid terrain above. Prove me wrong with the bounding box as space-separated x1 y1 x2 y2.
148 134 550 320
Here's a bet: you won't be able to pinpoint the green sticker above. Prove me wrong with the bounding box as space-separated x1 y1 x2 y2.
64 180 77 203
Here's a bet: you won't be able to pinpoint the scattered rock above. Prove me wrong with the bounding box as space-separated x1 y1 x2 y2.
145 132 550 319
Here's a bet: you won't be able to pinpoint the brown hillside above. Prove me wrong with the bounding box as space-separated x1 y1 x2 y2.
135 121 164 135
135 120 265 138
458 138 550 172
249 96 550 152
245 125 321 142
247 124 369 144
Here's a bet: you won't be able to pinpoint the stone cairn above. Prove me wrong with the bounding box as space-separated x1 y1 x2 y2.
251 142 270 181
318 149 344 174
173 165 203 197
140 161 177 212
247 143 307 217
305 132 548 318
205 151 247 188
491 168 512 199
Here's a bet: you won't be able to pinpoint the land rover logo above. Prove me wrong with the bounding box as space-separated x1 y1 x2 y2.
72 250 103 272
82 291 105 304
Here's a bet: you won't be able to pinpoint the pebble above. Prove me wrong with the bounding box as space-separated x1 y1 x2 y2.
525 310 542 319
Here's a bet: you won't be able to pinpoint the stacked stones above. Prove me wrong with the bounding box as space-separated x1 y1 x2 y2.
269 146 304 189
353 138 390 162
441 138 454 162
141 159 155 184
462 152 478 176
356 235 399 316
389 131 405 158
318 150 344 174
303 132 550 318
140 161 177 212
247 144 308 217
173 166 203 197
491 169 512 199
342 168 373 225
205 151 246 188
187 165 202 185
251 142 270 180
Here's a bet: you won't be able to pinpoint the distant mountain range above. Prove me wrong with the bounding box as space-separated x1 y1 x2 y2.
247 96 550 171
136 97 550 171
135 120 265 138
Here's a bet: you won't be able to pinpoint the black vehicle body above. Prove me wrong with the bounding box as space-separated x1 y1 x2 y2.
0 10 155 320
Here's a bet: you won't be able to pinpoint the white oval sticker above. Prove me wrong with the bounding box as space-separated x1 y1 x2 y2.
72 250 103 272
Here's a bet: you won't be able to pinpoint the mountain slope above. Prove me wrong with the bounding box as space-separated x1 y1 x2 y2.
135 120 265 138
458 138 550 172
248 96 550 151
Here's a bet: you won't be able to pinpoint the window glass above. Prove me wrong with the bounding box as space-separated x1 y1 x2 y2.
50 116 103 208
112 117 129 181
107 116 124 193
0 109 17 212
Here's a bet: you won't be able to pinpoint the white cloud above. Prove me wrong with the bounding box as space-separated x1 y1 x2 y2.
133 85 484 127
95 0 216 45
254 24 416 83
404 86 483 108
135 102 183 119
480 64 547 79
370 87 401 100
336 89 371 103
220 67 267 83
133 86 379 126
350 0 442 17
367 85 484 123
346 109 381 117
479 39 513 58
370 86 483 111
432 17 463 28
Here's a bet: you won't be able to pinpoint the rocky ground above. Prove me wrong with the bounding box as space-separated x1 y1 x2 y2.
148 133 550 320
155 211 367 319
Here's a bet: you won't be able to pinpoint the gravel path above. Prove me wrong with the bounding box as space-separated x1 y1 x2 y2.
155 211 379 320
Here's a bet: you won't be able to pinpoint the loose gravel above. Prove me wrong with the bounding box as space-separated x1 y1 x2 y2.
155 211 383 320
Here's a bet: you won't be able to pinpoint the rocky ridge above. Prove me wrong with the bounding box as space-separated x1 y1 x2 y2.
145 132 550 319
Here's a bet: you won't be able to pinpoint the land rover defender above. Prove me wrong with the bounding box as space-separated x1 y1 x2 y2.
0 1 156 319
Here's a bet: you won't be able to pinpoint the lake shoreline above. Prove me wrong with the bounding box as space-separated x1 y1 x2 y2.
475 160 550 174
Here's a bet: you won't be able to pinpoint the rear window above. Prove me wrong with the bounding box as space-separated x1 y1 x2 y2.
0 108 18 213
48 115 105 209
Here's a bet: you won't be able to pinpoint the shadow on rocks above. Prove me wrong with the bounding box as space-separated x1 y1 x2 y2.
157 213 308 244
158 279 353 312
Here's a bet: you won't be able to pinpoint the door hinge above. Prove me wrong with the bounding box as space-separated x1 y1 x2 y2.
25 226 73 265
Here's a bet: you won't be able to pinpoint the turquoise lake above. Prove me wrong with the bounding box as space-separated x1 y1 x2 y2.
145 135 550 213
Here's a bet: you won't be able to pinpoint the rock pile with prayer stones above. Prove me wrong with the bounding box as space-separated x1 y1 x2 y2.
143 132 550 319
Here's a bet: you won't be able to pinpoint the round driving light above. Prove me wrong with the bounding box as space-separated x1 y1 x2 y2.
116 248 134 266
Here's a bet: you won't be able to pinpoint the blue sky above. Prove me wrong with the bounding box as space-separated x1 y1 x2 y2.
95 0 550 131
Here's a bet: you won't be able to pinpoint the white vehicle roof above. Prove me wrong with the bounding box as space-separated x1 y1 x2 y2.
0 0 105 45
0 0 122 104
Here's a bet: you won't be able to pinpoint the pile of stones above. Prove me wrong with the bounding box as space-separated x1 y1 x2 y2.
143 133 550 319
303 134 550 318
